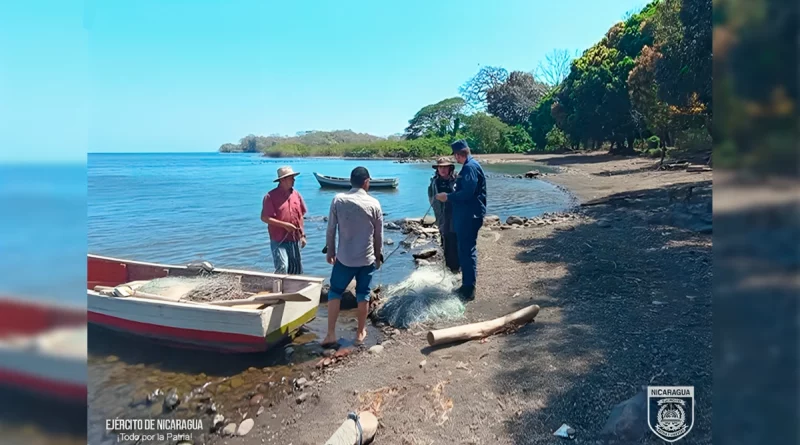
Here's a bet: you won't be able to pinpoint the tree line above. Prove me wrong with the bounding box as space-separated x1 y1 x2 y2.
221 0 712 160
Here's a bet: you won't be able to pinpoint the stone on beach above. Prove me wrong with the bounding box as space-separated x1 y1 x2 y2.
237 418 255 436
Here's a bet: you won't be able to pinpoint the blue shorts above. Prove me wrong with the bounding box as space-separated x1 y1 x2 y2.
327 260 376 303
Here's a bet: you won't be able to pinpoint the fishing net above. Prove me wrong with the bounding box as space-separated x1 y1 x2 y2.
376 265 465 329
136 275 247 302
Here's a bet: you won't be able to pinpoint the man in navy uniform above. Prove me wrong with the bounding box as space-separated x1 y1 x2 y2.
434 139 486 301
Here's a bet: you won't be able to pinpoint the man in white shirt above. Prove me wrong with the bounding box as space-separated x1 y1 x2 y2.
322 167 384 346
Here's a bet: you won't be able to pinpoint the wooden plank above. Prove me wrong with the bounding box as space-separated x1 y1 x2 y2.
205 292 312 306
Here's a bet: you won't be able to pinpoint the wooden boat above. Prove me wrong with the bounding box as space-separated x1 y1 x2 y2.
0 296 87 402
313 172 399 189
87 254 324 353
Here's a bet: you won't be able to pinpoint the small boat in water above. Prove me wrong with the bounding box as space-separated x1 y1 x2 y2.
87 254 324 353
0 296 87 402
313 172 399 189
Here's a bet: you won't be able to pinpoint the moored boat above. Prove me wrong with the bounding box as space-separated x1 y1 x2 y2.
313 172 399 189
87 254 324 353
0 297 87 403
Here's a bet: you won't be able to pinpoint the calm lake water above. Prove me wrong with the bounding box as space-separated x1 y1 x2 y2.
0 163 87 305
88 152 571 283
84 152 573 444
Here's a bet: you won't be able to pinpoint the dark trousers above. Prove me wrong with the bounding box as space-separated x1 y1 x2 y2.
455 218 482 287
440 231 460 273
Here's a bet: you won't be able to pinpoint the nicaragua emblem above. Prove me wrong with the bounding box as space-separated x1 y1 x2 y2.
647 386 694 442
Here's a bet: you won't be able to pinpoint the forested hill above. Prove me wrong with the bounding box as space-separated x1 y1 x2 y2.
218 130 386 153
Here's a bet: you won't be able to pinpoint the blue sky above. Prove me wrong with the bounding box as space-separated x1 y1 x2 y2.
0 0 645 161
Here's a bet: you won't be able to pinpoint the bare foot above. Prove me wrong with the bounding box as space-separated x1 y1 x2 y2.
354 329 367 345
321 335 338 347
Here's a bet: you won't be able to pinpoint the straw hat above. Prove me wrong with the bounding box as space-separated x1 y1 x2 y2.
432 157 455 169
274 166 300 182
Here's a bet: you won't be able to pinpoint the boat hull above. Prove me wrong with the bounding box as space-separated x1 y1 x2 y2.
87 255 323 353
0 297 87 403
313 172 398 189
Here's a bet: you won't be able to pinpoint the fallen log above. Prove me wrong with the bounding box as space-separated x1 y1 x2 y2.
426 304 541 347
325 411 378 445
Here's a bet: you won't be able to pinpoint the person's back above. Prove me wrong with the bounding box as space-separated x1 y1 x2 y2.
323 166 383 347
328 188 383 267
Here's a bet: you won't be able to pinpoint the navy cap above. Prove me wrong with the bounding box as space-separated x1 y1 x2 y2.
451 139 469 153
350 166 371 185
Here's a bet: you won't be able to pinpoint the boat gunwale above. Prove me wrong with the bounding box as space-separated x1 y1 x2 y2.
313 172 398 184
87 254 323 314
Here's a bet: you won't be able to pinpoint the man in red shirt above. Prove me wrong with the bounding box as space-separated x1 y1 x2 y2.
261 166 308 274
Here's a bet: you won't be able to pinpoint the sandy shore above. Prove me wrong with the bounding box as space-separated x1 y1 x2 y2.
223 151 713 445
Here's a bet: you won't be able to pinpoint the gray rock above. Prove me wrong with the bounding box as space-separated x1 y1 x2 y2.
257 406 265 416
599 389 647 442
384 238 394 245
422 215 436 226
237 419 255 436
322 349 336 358
249 394 263 406
296 393 308 404
163 388 180 411
506 216 525 225
413 248 437 260
483 215 501 226
524 170 540 178
295 377 308 388
385 222 401 230
500 224 512 230
222 423 237 436
415 259 432 268
368 345 384 354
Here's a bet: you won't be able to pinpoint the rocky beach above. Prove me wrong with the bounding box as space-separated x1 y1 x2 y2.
179 151 714 445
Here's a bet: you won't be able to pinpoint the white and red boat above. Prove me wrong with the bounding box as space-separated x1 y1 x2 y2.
87 254 324 353
0 297 87 403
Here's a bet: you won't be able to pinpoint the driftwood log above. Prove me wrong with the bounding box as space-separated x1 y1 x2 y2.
325 411 378 445
426 304 541 347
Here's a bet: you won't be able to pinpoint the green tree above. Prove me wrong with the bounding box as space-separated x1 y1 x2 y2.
404 97 466 139
462 112 513 154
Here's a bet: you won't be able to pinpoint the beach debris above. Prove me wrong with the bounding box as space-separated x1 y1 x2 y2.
324 411 378 445
237 418 255 436
212 415 225 430
146 388 163 404
426 303 540 347
553 423 576 439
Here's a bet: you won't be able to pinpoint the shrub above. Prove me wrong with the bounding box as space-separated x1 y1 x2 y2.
647 135 661 149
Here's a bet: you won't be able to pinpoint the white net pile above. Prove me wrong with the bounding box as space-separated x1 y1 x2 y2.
376 266 465 329
137 275 247 302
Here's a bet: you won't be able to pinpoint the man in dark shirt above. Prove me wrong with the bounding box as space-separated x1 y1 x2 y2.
434 140 487 301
